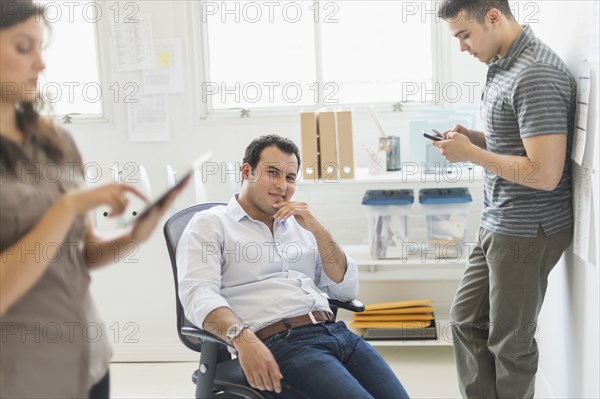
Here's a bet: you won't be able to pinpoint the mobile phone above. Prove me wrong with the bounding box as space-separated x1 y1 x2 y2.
421 130 443 141
431 128 445 139
133 170 192 223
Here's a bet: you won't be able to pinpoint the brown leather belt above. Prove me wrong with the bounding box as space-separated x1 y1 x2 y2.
255 311 334 342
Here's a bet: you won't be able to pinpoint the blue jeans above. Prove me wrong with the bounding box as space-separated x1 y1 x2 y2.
261 321 409 399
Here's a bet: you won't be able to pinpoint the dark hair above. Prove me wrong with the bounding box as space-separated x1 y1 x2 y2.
242 135 301 175
1 0 44 28
438 0 514 23
0 0 64 163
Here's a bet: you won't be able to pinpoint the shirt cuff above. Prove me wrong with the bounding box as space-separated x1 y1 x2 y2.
320 254 359 301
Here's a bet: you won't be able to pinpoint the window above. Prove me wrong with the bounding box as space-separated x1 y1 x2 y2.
320 2 432 104
200 0 434 112
38 0 102 117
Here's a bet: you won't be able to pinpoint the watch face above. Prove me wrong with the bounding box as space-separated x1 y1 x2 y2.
227 323 245 340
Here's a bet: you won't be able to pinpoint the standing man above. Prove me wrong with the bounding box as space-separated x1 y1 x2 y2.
177 135 408 398
436 1 575 398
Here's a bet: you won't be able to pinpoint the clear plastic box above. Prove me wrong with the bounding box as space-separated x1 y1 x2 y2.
419 188 472 258
362 190 414 259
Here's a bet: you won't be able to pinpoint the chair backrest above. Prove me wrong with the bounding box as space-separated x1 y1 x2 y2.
163 202 227 352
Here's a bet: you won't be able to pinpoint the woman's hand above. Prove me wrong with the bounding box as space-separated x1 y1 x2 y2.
82 179 190 267
61 183 147 217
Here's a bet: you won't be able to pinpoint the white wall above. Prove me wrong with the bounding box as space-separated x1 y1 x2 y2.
528 2 599 398
68 2 599 397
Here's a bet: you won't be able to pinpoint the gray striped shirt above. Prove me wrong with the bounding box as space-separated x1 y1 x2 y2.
479 25 576 237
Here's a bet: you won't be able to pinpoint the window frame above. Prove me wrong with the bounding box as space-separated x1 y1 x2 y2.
189 0 451 121
41 1 113 126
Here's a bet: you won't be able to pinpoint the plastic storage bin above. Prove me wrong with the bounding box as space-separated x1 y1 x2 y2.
362 190 414 259
419 188 472 258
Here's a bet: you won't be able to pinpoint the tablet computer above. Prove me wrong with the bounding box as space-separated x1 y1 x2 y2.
132 169 193 223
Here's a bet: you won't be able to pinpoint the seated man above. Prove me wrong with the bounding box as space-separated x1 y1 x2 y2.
177 135 409 398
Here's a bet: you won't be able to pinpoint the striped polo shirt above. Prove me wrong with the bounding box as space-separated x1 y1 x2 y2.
479 25 576 237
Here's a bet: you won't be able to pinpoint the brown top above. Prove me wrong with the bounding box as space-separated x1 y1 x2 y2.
0 130 112 398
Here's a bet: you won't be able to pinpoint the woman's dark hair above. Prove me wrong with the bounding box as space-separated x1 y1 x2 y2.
438 0 514 23
242 135 301 176
1 0 64 162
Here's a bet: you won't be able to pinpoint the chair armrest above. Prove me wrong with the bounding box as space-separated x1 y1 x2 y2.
181 326 233 348
181 301 365 349
327 299 365 313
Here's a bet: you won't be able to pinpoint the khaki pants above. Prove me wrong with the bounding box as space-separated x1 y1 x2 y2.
450 225 573 399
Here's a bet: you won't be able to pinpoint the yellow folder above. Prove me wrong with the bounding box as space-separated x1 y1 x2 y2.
352 314 434 322
364 299 433 312
360 306 435 315
350 321 432 329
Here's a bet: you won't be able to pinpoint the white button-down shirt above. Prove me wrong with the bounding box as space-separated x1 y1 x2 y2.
177 195 359 331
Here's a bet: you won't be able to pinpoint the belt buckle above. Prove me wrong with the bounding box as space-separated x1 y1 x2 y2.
308 311 318 324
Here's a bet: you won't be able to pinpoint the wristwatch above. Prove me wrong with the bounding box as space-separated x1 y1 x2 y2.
225 322 248 343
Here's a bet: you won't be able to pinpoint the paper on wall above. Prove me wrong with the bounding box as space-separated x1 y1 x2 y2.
572 65 591 165
573 166 592 261
128 94 169 142
143 39 185 94
111 14 155 71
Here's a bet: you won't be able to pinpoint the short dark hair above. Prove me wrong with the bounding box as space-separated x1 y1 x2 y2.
438 0 514 23
242 135 301 174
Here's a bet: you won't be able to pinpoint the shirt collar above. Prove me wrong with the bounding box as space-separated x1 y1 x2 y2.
226 193 288 228
227 194 249 222
487 25 535 70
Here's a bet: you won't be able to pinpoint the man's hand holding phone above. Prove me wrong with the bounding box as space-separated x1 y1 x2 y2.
430 126 478 163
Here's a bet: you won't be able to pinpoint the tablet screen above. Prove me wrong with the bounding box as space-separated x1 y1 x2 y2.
132 169 193 223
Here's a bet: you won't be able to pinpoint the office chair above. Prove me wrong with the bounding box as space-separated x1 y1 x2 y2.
164 203 365 399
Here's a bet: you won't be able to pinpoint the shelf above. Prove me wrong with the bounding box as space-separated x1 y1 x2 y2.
364 320 454 347
343 245 466 281
299 164 484 185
